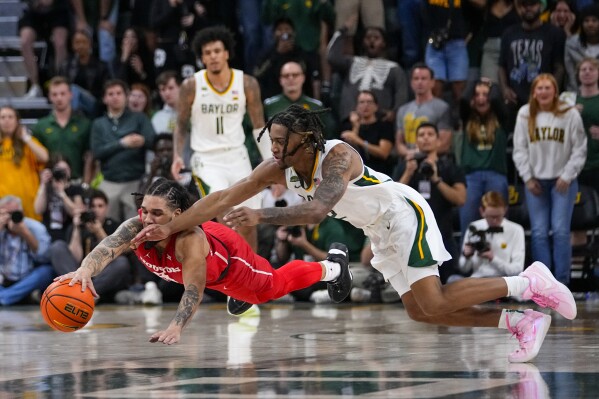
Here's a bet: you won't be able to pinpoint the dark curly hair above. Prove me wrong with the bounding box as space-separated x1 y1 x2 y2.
132 178 193 212
192 25 236 60
257 104 330 160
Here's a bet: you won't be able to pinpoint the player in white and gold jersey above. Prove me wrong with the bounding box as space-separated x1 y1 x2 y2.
171 26 270 252
137 104 577 364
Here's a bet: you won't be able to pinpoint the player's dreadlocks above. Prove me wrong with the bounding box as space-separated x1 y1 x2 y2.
132 178 193 212
257 104 330 160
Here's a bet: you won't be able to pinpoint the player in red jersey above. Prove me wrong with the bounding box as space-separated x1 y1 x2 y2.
55 177 351 345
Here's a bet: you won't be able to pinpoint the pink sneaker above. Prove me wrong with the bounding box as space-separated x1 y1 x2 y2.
508 363 550 398
520 261 577 320
507 310 551 363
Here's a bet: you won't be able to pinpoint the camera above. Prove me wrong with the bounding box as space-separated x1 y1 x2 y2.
412 152 434 179
281 32 290 41
52 168 68 181
287 225 302 237
10 210 24 224
428 27 450 50
466 225 503 254
80 210 96 224
274 199 288 207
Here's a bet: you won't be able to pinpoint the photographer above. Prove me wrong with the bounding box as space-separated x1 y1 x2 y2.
396 122 466 282
49 189 132 302
34 155 85 241
0 195 54 306
457 191 525 280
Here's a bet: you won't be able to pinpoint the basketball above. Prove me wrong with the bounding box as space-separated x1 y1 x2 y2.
40 279 95 332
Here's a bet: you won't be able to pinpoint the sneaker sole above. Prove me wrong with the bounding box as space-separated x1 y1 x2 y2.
509 314 552 363
527 262 577 320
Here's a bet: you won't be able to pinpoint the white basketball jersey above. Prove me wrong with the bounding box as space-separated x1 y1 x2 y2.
285 140 400 228
190 69 246 152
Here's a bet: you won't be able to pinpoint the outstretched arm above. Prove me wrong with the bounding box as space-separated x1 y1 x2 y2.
58 217 143 297
150 231 207 345
225 144 357 227
132 160 284 244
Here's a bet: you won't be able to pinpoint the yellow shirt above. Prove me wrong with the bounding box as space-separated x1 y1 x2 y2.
0 138 44 220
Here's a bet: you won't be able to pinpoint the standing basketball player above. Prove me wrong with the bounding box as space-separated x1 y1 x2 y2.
135 105 578 363
171 26 270 251
57 178 352 345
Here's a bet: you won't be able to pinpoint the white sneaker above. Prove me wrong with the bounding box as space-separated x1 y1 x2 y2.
23 84 42 99
114 289 141 305
350 287 371 302
140 281 163 305
310 289 332 304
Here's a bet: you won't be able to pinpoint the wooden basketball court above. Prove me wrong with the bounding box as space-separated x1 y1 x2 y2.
0 300 597 398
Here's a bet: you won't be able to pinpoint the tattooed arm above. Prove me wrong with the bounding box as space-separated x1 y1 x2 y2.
149 228 208 345
225 143 360 227
171 76 195 180
57 217 143 297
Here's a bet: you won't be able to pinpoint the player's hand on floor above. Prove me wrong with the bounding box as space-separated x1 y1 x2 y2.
223 207 259 228
149 327 181 345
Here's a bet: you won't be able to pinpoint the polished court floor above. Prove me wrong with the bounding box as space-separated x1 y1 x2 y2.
1 299 598 398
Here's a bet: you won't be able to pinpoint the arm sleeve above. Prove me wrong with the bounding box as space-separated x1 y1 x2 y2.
391 66 408 114
27 220 51 262
139 115 157 151
458 228 475 274
564 39 578 92
90 120 123 161
327 30 353 72
488 224 525 276
561 109 588 182
511 107 533 182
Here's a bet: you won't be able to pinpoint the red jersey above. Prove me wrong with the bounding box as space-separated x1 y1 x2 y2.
133 221 277 303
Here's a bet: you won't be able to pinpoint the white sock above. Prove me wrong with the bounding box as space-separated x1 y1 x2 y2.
320 260 341 282
498 309 526 329
503 276 530 297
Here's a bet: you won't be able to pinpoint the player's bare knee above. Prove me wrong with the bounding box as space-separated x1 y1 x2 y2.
405 306 430 322
417 298 451 317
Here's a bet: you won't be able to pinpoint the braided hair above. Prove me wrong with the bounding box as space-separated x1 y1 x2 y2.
132 178 193 212
257 104 330 160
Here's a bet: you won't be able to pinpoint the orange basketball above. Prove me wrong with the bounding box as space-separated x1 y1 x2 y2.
40 279 95 332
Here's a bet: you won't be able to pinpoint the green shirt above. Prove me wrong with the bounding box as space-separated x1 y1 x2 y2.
293 217 365 262
91 110 156 182
459 126 508 175
264 94 337 139
262 0 335 53
577 94 599 171
32 112 91 179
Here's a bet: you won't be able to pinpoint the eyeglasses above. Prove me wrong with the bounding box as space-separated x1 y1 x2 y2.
281 72 303 79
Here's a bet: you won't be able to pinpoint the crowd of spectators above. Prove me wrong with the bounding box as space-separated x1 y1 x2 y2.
1 0 598 306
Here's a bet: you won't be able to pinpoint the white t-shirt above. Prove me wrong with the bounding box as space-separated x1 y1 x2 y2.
459 218 525 278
